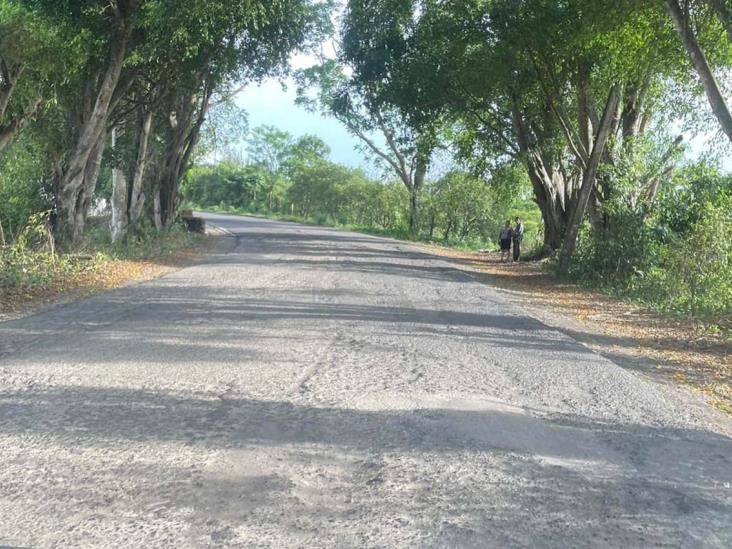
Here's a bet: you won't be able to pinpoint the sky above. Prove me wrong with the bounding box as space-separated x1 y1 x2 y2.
231 25 376 172
233 78 370 170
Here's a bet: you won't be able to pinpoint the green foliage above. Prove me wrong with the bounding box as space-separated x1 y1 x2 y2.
0 211 97 291
423 172 498 242
0 136 51 242
570 163 732 317
184 162 268 211
1 213 203 296
80 218 206 260
185 123 539 249
3 0 732 329
198 100 249 160
421 166 541 249
645 203 732 315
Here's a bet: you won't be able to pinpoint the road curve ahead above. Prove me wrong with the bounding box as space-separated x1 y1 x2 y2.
1 213 731 548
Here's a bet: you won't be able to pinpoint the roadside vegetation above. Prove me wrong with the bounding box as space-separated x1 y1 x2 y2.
184 124 732 330
0 0 328 305
0 213 205 315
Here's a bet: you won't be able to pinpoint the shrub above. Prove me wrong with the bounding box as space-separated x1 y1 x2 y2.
570 163 732 318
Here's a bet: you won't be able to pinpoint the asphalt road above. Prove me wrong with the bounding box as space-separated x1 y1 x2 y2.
1 213 731 548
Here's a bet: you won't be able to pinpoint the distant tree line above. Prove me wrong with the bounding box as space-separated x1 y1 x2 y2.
184 125 539 247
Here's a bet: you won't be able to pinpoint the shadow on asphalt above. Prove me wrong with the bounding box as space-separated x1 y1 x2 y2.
1 291 597 364
0 383 730 544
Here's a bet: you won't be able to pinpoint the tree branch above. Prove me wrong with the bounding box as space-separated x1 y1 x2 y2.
530 52 589 168
341 116 405 180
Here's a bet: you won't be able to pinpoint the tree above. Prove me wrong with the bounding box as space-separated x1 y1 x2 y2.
246 125 295 210
9 0 330 245
34 0 145 247
664 0 732 143
148 0 330 229
198 99 249 163
297 59 432 235
380 0 683 262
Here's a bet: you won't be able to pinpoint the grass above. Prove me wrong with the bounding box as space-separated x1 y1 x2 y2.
1 218 207 316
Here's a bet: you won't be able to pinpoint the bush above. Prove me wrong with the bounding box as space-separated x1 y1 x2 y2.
0 213 103 292
570 163 732 318
0 136 51 243
641 201 732 315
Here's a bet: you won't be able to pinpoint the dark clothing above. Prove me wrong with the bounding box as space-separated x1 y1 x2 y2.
499 227 513 252
513 223 524 261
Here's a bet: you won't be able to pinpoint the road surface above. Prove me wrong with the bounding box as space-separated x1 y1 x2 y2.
1 213 731 548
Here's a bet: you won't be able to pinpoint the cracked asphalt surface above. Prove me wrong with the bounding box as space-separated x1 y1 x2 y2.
1 213 731 548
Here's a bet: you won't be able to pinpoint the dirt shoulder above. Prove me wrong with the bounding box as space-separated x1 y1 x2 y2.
419 244 732 416
0 234 220 323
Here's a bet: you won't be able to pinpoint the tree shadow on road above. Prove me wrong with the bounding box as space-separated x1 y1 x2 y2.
0 286 600 366
0 384 730 545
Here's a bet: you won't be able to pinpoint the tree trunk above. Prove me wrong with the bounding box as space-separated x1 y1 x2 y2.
0 62 33 152
0 123 19 152
408 187 418 235
157 81 213 229
408 156 427 235
153 188 163 231
666 0 732 143
529 166 567 254
110 127 128 243
622 70 652 142
111 170 129 243
558 86 622 275
512 104 570 254
61 133 105 245
577 61 594 157
0 101 40 153
128 107 153 231
56 33 128 247
0 61 20 118
542 215 563 253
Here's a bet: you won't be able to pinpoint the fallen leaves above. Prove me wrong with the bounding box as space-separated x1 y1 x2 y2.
0 237 211 321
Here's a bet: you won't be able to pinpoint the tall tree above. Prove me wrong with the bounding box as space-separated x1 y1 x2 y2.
37 0 145 247
384 0 681 257
664 0 732 143
297 59 433 235
148 0 330 228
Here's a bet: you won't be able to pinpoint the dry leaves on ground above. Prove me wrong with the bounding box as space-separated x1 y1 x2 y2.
0 241 210 322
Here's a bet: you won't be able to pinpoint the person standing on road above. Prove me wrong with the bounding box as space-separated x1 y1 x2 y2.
499 221 513 263
513 217 524 262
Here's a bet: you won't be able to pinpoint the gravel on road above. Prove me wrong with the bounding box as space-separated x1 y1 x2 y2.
1 213 730 548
